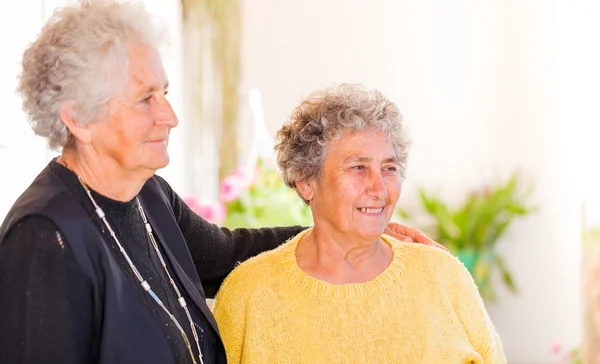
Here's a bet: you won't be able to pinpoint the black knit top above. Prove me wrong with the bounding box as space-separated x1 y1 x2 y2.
0 160 303 363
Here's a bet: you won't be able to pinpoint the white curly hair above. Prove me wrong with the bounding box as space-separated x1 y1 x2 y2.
17 0 163 149
275 83 411 204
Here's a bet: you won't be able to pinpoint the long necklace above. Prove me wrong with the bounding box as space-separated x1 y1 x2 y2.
66 159 204 364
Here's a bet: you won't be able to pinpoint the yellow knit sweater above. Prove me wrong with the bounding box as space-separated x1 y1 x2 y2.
213 229 506 364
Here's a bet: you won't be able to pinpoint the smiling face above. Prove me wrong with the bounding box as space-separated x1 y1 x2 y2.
299 129 402 243
87 43 178 175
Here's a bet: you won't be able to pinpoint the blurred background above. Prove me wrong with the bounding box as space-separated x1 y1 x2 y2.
2 0 600 362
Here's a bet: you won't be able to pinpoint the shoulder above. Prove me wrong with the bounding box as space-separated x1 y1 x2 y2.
383 234 470 277
1 215 90 281
224 240 295 291
4 214 61 242
150 174 171 190
2 215 65 257
217 232 302 298
383 235 481 305
0 164 69 240
144 174 174 199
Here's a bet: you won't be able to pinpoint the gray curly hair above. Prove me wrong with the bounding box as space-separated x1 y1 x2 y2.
275 83 410 203
17 0 162 150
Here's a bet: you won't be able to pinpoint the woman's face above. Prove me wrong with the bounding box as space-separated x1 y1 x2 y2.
88 43 178 175
301 129 402 243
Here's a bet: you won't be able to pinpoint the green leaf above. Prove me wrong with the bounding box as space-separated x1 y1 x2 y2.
494 255 518 293
398 172 535 301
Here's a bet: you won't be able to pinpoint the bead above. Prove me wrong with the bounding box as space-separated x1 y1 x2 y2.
80 185 201 364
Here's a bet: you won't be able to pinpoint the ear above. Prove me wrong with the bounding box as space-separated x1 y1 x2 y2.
59 101 93 145
295 179 315 202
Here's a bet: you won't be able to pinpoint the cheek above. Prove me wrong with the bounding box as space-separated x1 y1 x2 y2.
114 110 150 147
113 124 133 146
387 179 402 200
337 178 365 204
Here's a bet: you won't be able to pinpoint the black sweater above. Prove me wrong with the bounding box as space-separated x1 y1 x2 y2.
0 160 304 363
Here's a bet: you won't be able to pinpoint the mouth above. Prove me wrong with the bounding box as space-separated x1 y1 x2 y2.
148 139 167 145
149 131 170 145
357 207 385 215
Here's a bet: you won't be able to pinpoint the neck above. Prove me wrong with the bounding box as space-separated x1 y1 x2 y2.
296 224 392 284
60 150 149 202
306 225 382 263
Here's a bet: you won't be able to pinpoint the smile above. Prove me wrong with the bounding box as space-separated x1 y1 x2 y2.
358 207 384 214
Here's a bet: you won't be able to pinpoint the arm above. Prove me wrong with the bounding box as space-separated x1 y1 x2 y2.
158 177 304 297
449 258 506 363
158 177 437 295
0 216 95 364
212 275 248 364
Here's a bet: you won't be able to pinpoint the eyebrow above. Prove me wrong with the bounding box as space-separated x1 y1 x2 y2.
138 80 169 95
343 156 399 164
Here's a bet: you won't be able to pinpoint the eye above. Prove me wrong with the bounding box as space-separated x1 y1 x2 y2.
140 95 152 104
383 165 399 175
352 165 365 170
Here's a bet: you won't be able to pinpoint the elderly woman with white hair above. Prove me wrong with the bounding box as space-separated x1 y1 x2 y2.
213 84 507 363
0 2 434 364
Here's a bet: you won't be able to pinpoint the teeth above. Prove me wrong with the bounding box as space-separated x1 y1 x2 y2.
359 207 383 214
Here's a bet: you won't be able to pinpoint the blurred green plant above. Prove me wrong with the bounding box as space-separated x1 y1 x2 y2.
583 224 600 249
569 347 582 364
398 173 536 301
551 342 582 364
222 162 313 229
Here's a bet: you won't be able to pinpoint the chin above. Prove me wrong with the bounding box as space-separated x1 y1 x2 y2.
156 158 170 170
357 228 386 241
148 153 170 170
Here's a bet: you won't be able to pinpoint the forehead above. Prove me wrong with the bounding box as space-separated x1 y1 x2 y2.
328 129 395 158
126 43 167 90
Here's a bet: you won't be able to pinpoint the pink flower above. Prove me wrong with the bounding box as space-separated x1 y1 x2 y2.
183 196 227 224
219 166 254 202
550 342 562 354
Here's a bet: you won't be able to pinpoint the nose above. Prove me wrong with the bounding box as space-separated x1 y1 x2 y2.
366 170 388 200
154 97 179 128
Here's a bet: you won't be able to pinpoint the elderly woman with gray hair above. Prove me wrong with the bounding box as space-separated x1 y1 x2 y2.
213 84 507 363
0 2 433 364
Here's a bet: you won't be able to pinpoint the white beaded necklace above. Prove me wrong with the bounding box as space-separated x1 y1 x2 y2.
65 159 204 364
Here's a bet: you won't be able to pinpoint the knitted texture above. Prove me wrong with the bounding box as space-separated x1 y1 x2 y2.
213 229 506 363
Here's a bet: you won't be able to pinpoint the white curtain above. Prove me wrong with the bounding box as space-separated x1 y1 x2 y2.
0 0 68 219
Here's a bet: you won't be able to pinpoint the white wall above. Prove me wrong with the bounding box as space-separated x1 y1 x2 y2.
241 0 584 362
0 0 62 219
489 1 584 361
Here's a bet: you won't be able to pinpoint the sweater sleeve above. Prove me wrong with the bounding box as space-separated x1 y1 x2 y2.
0 216 96 364
156 176 305 297
212 270 249 364
449 257 507 363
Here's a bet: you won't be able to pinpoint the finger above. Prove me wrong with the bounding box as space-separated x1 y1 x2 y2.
396 234 413 243
404 236 448 252
388 223 430 243
434 241 449 252
386 223 446 250
410 230 435 245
